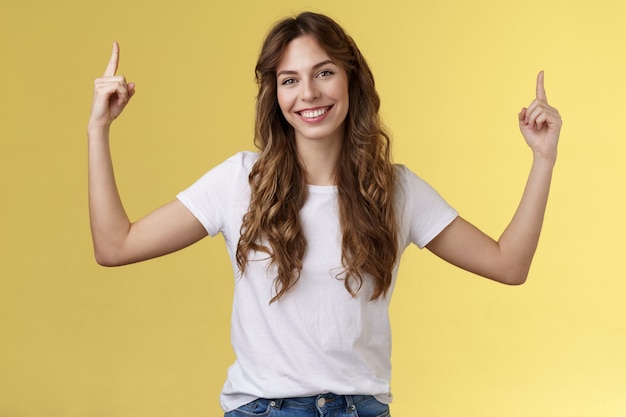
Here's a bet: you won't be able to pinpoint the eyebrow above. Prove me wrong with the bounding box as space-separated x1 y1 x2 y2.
276 59 336 77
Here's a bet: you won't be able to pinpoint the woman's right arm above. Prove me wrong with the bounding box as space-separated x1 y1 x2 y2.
88 42 207 266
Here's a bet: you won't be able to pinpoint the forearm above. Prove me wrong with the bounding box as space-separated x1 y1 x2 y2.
427 72 561 285
85 42 209 266
497 154 555 282
87 126 132 265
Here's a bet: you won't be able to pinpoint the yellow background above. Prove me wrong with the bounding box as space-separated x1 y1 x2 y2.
1 0 624 416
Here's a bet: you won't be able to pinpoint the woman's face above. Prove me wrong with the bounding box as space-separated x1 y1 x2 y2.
276 36 349 147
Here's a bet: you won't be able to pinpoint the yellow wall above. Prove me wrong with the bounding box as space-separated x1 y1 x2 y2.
1 0 624 416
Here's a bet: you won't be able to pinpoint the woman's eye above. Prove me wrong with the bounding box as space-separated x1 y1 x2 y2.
281 78 296 86
317 70 333 78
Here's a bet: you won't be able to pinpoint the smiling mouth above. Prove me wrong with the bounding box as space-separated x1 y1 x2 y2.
298 106 332 119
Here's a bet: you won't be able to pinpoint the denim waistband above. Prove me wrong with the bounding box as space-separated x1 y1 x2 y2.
266 393 372 410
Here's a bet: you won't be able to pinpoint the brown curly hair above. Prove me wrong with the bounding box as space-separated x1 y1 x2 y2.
236 12 398 303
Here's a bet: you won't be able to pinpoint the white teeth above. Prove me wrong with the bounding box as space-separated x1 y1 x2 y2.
300 108 327 118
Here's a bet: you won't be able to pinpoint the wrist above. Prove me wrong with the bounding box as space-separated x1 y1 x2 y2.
531 151 557 171
87 123 111 139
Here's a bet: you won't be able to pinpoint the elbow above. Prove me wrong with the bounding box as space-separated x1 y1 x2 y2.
502 274 528 286
93 245 125 267
495 266 530 286
94 252 119 267
483 252 533 285
95 256 117 267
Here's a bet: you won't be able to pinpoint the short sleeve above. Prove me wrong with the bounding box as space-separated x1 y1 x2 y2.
395 165 459 249
176 152 257 237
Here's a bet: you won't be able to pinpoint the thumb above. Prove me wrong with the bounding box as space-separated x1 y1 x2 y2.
127 82 137 99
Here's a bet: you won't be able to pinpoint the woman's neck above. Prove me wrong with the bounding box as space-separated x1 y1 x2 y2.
296 136 342 186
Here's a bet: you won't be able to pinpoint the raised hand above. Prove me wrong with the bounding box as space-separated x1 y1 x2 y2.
89 41 136 129
518 71 562 163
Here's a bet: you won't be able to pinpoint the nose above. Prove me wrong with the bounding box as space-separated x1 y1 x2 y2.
300 79 320 101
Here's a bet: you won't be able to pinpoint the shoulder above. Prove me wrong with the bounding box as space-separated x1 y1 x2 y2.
392 163 459 248
392 163 454 211
179 151 258 195
197 151 259 182
393 163 410 180
393 163 430 191
222 151 260 172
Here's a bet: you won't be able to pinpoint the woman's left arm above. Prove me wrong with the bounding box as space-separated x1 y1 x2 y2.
426 71 562 285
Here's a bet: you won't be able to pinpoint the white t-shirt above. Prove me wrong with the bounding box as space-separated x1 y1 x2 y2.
176 151 458 412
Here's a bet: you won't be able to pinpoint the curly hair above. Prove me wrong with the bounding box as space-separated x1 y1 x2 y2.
236 12 398 303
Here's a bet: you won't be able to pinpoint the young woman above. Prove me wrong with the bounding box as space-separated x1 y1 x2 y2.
88 12 561 417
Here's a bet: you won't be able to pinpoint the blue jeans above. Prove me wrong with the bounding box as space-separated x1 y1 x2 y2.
224 393 390 417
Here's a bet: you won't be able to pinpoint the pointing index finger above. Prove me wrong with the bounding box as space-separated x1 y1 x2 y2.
103 41 120 77
536 70 547 103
